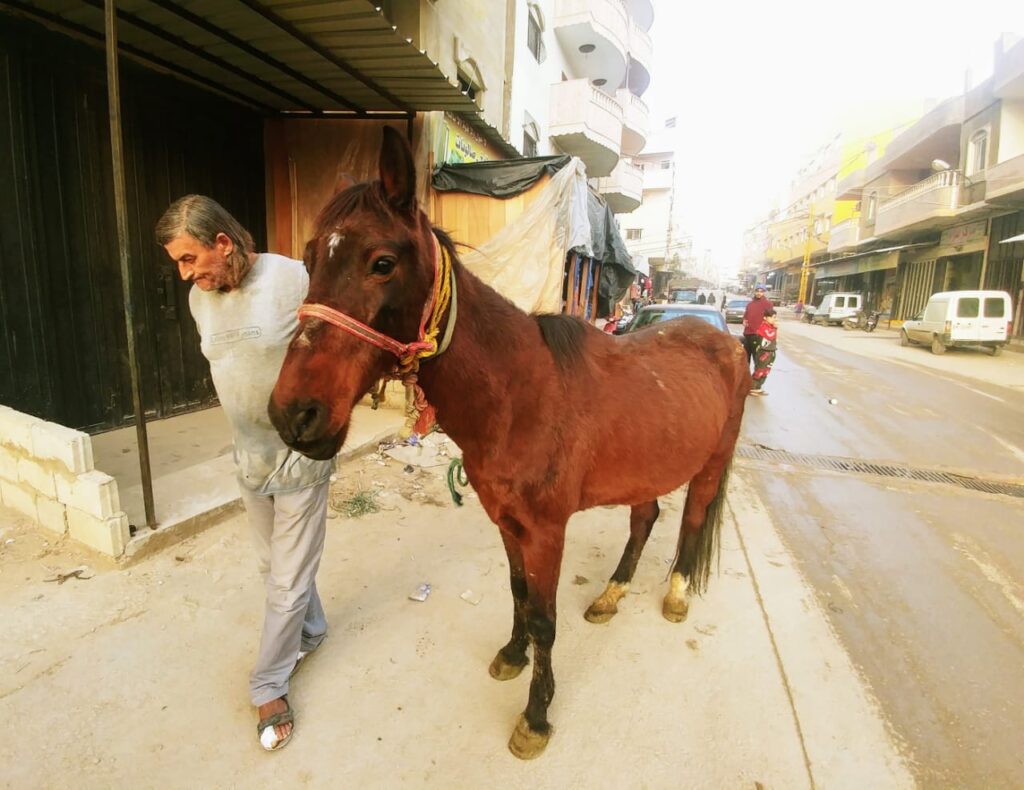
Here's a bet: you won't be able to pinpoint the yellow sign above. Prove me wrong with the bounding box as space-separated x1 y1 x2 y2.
441 114 498 164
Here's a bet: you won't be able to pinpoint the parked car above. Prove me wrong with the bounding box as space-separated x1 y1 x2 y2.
900 290 1013 355
805 292 862 325
724 298 750 323
618 303 730 334
669 289 699 304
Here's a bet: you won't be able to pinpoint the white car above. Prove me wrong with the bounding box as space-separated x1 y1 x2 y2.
900 290 1012 356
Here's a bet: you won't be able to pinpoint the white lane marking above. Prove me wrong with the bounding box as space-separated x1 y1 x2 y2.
976 429 1024 466
959 385 1004 403
953 538 1024 619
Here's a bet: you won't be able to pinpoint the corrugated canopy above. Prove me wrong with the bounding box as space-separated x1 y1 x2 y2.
4 0 481 116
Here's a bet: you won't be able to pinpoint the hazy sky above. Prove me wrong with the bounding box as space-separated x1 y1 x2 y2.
644 0 1022 279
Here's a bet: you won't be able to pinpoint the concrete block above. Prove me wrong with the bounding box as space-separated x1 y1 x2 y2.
55 470 120 519
0 405 40 453
36 497 68 535
17 457 56 498
31 421 94 475
0 477 37 521
67 507 130 557
0 445 19 482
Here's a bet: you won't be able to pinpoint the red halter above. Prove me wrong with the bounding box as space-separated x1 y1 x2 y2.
297 232 454 372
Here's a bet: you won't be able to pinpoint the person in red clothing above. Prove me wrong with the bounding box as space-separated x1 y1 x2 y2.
742 285 774 369
749 309 778 395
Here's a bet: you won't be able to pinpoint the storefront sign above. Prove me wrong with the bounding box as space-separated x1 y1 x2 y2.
940 220 987 247
440 114 499 164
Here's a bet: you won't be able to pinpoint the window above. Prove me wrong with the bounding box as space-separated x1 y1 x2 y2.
523 131 537 157
527 8 543 62
835 296 846 308
626 228 643 240
957 298 980 318
866 192 877 222
660 160 671 170
457 72 477 101
968 130 988 175
984 298 1005 318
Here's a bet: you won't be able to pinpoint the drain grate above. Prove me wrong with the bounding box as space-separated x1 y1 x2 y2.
736 444 1024 499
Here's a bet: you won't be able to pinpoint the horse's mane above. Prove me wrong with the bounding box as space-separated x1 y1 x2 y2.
533 314 588 371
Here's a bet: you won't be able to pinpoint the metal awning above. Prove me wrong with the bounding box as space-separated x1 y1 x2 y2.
1 0 481 116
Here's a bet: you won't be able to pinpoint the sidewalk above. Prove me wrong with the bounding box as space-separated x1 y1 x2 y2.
0 454 913 787
90 400 406 562
777 310 1024 393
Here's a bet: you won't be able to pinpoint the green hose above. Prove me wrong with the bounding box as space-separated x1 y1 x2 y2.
447 457 469 507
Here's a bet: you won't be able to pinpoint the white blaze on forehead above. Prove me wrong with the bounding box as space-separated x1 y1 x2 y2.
295 317 323 348
327 231 344 256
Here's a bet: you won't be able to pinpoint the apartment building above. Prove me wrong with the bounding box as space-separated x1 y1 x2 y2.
619 123 688 292
813 34 1024 334
506 0 653 206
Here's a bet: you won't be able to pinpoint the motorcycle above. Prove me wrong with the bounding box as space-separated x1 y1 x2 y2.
842 310 880 332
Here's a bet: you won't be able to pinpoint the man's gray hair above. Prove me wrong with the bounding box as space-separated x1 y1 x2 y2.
155 194 255 255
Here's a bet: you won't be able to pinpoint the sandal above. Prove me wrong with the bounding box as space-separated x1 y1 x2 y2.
290 638 324 678
257 696 294 751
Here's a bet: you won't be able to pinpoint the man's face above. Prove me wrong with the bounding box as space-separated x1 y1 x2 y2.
754 289 765 299
164 232 234 291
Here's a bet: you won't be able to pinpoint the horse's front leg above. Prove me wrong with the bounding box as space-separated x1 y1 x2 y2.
505 517 566 760
489 527 530 680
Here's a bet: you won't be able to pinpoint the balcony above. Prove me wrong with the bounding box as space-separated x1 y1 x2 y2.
874 170 963 237
597 159 643 213
617 88 649 155
641 162 673 191
985 153 1024 202
626 22 652 96
827 218 861 253
549 79 623 177
554 0 627 91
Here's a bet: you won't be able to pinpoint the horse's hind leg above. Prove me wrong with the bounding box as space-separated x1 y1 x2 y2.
585 500 659 623
489 529 530 681
663 456 732 622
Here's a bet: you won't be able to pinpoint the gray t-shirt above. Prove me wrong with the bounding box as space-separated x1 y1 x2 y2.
189 253 332 495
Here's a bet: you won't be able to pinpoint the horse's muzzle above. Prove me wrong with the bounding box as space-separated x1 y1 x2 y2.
268 396 344 459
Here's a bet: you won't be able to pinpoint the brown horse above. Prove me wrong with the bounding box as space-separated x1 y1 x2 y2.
269 127 750 759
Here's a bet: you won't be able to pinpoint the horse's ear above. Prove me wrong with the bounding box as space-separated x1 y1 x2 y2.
379 126 416 211
333 172 357 195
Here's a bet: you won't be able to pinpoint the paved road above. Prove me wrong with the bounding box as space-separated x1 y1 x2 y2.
737 319 1024 787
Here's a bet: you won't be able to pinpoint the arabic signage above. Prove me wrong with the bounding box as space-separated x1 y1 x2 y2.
940 220 987 247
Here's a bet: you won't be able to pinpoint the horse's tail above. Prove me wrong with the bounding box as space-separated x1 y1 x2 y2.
688 458 731 596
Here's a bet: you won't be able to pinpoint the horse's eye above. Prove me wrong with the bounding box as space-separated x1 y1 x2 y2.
371 257 396 276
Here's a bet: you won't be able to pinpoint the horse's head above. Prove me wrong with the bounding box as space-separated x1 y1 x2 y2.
269 127 436 459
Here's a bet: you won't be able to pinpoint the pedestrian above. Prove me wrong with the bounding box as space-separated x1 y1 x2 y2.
749 308 779 396
742 284 774 369
697 292 707 304
156 195 334 752
707 292 716 306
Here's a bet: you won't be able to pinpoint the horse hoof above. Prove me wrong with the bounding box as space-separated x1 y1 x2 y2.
489 653 528 681
662 597 689 623
583 604 616 624
508 714 551 760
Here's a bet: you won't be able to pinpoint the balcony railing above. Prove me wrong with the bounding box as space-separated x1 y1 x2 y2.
985 153 1024 200
597 159 643 213
827 218 861 253
875 170 962 235
617 88 649 155
549 79 623 178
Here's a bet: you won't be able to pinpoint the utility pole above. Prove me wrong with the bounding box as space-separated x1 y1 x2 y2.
797 209 815 305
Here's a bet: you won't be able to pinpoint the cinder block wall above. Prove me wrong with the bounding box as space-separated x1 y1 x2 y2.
0 405 129 557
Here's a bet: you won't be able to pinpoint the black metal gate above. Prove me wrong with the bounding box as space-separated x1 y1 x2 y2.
0 16 265 431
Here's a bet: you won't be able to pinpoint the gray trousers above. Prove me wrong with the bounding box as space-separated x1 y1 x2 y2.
239 479 329 707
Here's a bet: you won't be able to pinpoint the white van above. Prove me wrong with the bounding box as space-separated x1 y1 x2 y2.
900 290 1013 355
806 292 862 325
